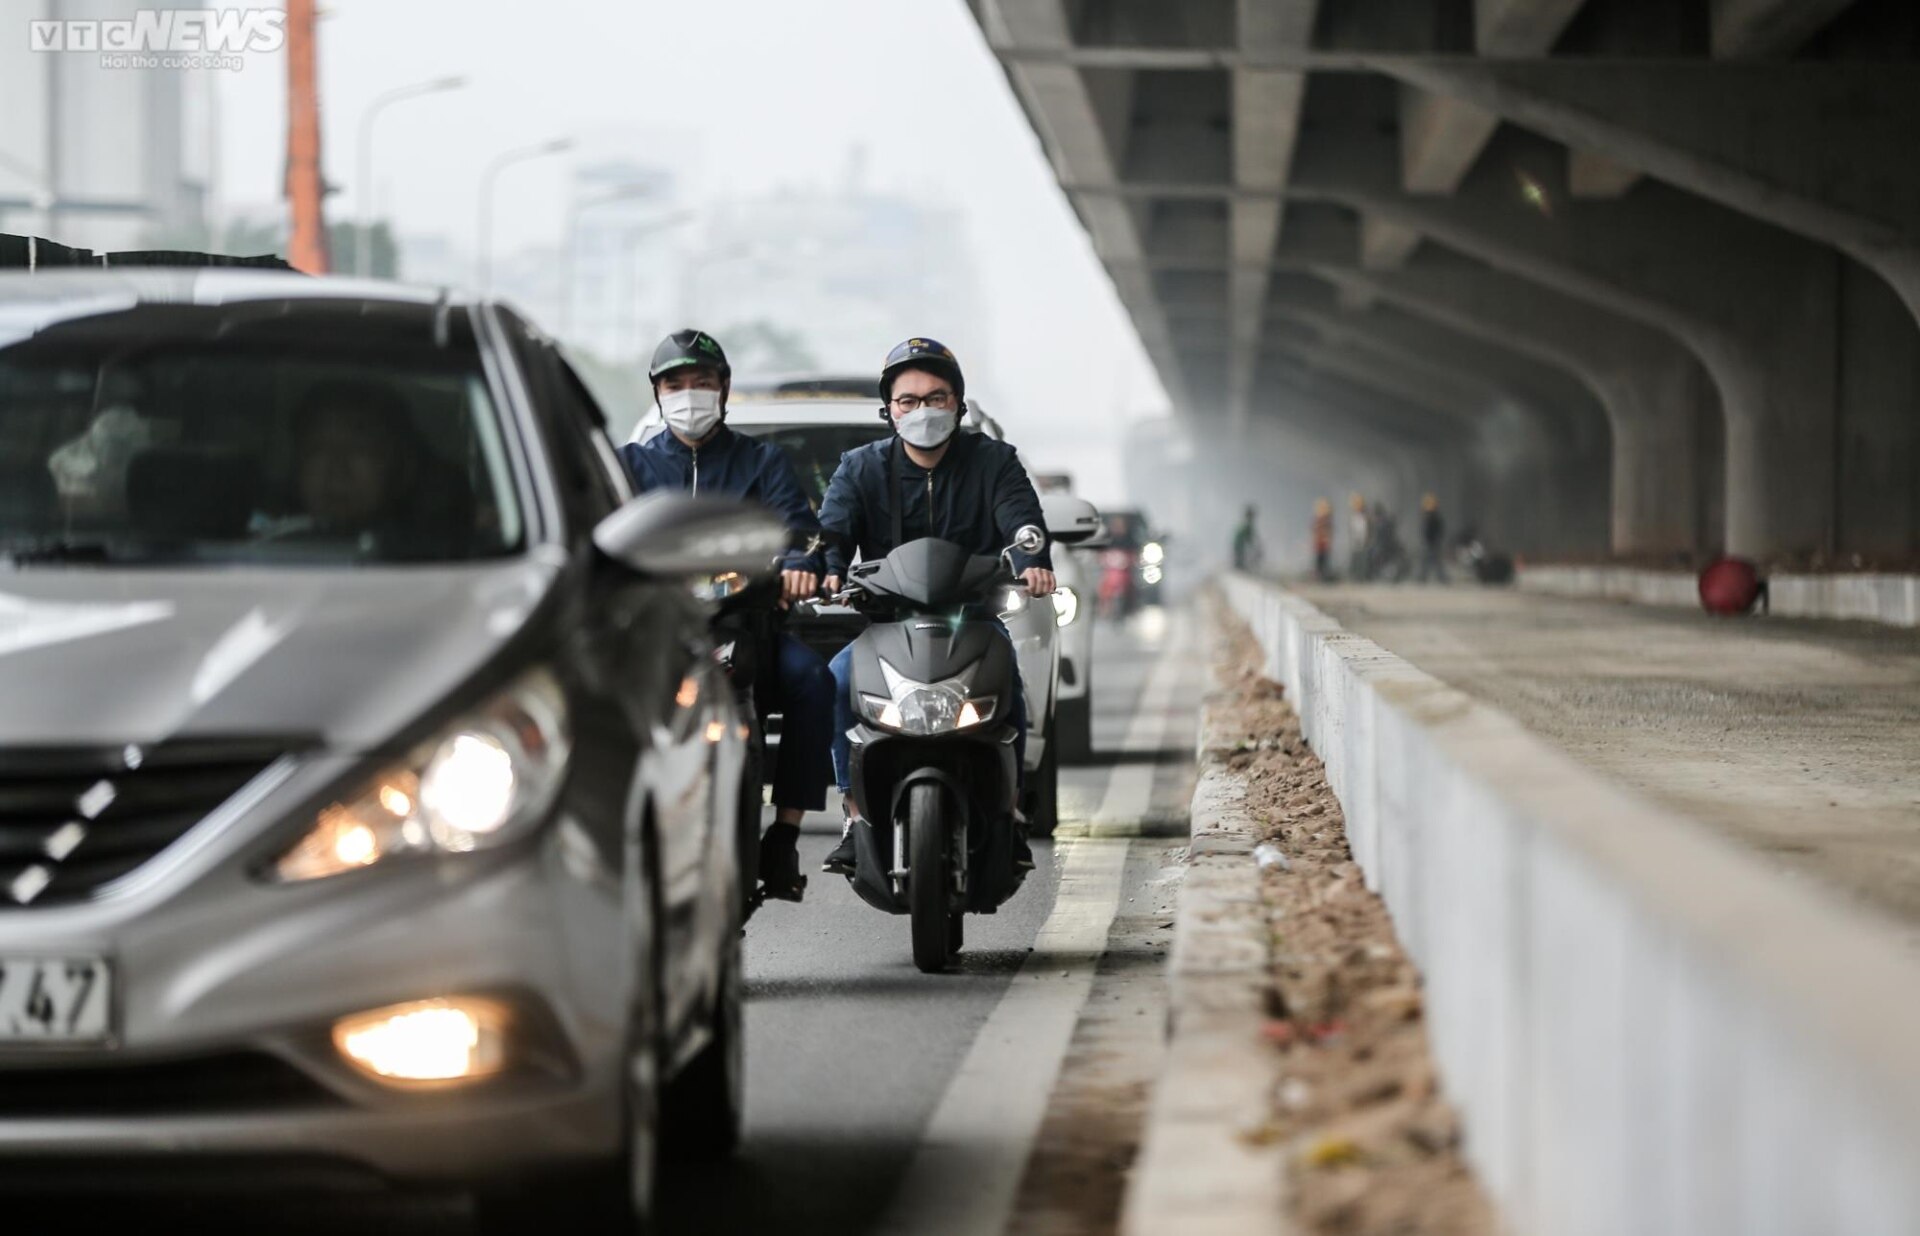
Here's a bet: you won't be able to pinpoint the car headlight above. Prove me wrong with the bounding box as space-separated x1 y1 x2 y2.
1140 541 1165 567
858 660 996 735
271 668 572 882
997 586 1029 619
1051 585 1079 627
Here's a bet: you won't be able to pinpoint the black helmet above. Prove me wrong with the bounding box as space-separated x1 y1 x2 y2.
879 337 965 402
649 329 731 383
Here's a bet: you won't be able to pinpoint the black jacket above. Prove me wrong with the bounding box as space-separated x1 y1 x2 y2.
817 431 1051 577
618 425 822 572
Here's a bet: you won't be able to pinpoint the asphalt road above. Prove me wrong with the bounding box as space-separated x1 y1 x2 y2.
16 609 1191 1235
657 610 1182 1234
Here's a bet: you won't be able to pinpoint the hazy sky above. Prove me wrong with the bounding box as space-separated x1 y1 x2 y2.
216 0 1168 504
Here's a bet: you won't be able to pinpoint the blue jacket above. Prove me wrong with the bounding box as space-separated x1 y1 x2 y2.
817 431 1052 577
618 425 823 572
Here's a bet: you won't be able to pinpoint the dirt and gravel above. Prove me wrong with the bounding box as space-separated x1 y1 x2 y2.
1210 609 1496 1236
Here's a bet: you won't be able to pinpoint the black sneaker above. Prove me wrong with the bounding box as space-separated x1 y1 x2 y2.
822 803 860 876
757 823 807 904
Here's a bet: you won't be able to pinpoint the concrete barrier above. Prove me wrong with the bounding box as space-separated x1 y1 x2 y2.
1223 572 1920 1236
1520 564 1920 627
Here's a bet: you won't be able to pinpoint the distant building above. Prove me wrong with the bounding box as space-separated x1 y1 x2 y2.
560 161 685 362
0 0 219 251
682 189 986 378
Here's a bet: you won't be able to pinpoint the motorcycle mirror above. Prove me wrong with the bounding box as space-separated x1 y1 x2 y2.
1012 524 1046 556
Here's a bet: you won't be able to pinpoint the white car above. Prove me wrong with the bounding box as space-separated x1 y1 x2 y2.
1027 473 1102 764
631 377 1102 833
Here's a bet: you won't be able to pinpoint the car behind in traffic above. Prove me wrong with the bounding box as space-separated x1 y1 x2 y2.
0 271 780 1227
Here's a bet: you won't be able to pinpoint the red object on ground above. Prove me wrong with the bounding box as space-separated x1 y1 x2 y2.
1699 555 1764 616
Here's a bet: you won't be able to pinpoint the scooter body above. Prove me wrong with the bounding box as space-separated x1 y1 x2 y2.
838 535 1035 971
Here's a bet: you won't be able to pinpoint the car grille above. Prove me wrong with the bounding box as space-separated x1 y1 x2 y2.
0 1050 345 1117
0 742 285 908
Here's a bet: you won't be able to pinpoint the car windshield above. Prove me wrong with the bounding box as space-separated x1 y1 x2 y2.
732 420 890 511
0 301 523 567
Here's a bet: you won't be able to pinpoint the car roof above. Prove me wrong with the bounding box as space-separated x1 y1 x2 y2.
0 268 484 308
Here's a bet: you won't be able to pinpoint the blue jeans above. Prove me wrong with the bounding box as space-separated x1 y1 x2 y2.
830 622 1027 796
770 633 835 813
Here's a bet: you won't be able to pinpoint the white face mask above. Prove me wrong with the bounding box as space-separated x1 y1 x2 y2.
660 388 723 440
895 405 958 450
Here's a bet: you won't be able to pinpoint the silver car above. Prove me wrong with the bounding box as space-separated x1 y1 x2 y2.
0 271 782 1226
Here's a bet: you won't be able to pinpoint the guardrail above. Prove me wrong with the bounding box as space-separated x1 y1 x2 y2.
1222 572 1920 1236
1519 564 1920 628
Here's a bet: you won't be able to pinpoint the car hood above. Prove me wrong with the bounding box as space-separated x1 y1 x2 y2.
0 560 559 750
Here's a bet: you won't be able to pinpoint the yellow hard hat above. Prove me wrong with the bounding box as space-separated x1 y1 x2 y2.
1313 497 1331 516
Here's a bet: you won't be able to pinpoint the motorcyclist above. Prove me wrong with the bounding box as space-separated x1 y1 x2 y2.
618 329 832 903
816 338 1054 876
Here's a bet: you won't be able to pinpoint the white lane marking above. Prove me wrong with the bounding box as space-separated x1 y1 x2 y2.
1092 611 1189 828
872 835 1132 1236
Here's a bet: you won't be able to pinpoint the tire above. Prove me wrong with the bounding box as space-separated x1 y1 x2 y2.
1026 736 1059 839
662 926 743 1158
908 782 953 974
734 740 763 915
1055 693 1092 765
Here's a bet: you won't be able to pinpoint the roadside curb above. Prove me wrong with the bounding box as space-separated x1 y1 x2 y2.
1120 601 1289 1236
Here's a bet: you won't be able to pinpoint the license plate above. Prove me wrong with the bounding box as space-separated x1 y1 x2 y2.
0 957 112 1042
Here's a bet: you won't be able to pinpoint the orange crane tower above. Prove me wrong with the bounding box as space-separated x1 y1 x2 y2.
284 0 329 273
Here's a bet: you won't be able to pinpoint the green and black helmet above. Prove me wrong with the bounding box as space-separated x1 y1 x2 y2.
649 329 731 382
879 336 965 401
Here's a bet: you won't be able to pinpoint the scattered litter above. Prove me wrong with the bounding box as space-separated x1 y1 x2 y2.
1303 1135 1363 1169
1254 843 1292 872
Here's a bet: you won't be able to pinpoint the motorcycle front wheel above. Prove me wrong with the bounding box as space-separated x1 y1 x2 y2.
908 782 954 973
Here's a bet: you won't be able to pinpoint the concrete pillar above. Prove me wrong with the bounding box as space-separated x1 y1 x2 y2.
1315 260 1719 558
1293 133 1842 560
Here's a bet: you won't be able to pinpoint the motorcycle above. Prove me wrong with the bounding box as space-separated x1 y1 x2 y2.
696 565 804 918
831 526 1045 972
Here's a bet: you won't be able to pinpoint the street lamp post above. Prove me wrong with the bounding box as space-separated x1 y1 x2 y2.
477 138 574 294
355 75 467 277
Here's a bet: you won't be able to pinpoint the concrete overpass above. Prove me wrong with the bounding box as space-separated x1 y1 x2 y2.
968 0 1920 566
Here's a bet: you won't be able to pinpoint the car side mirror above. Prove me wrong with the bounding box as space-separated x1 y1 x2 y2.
1041 495 1106 546
594 491 789 579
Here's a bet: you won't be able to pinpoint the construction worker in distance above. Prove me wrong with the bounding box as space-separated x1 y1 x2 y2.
1347 492 1372 582
1232 503 1263 571
619 329 834 906
1311 497 1334 582
1417 493 1449 583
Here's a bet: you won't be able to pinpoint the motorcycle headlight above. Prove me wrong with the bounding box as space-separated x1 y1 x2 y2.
1142 564 1164 585
858 661 997 735
1051 585 1079 628
997 586 1029 619
1140 541 1165 567
271 668 572 882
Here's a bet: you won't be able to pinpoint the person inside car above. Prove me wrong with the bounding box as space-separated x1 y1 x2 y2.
293 378 472 552
619 329 833 904
816 337 1053 876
